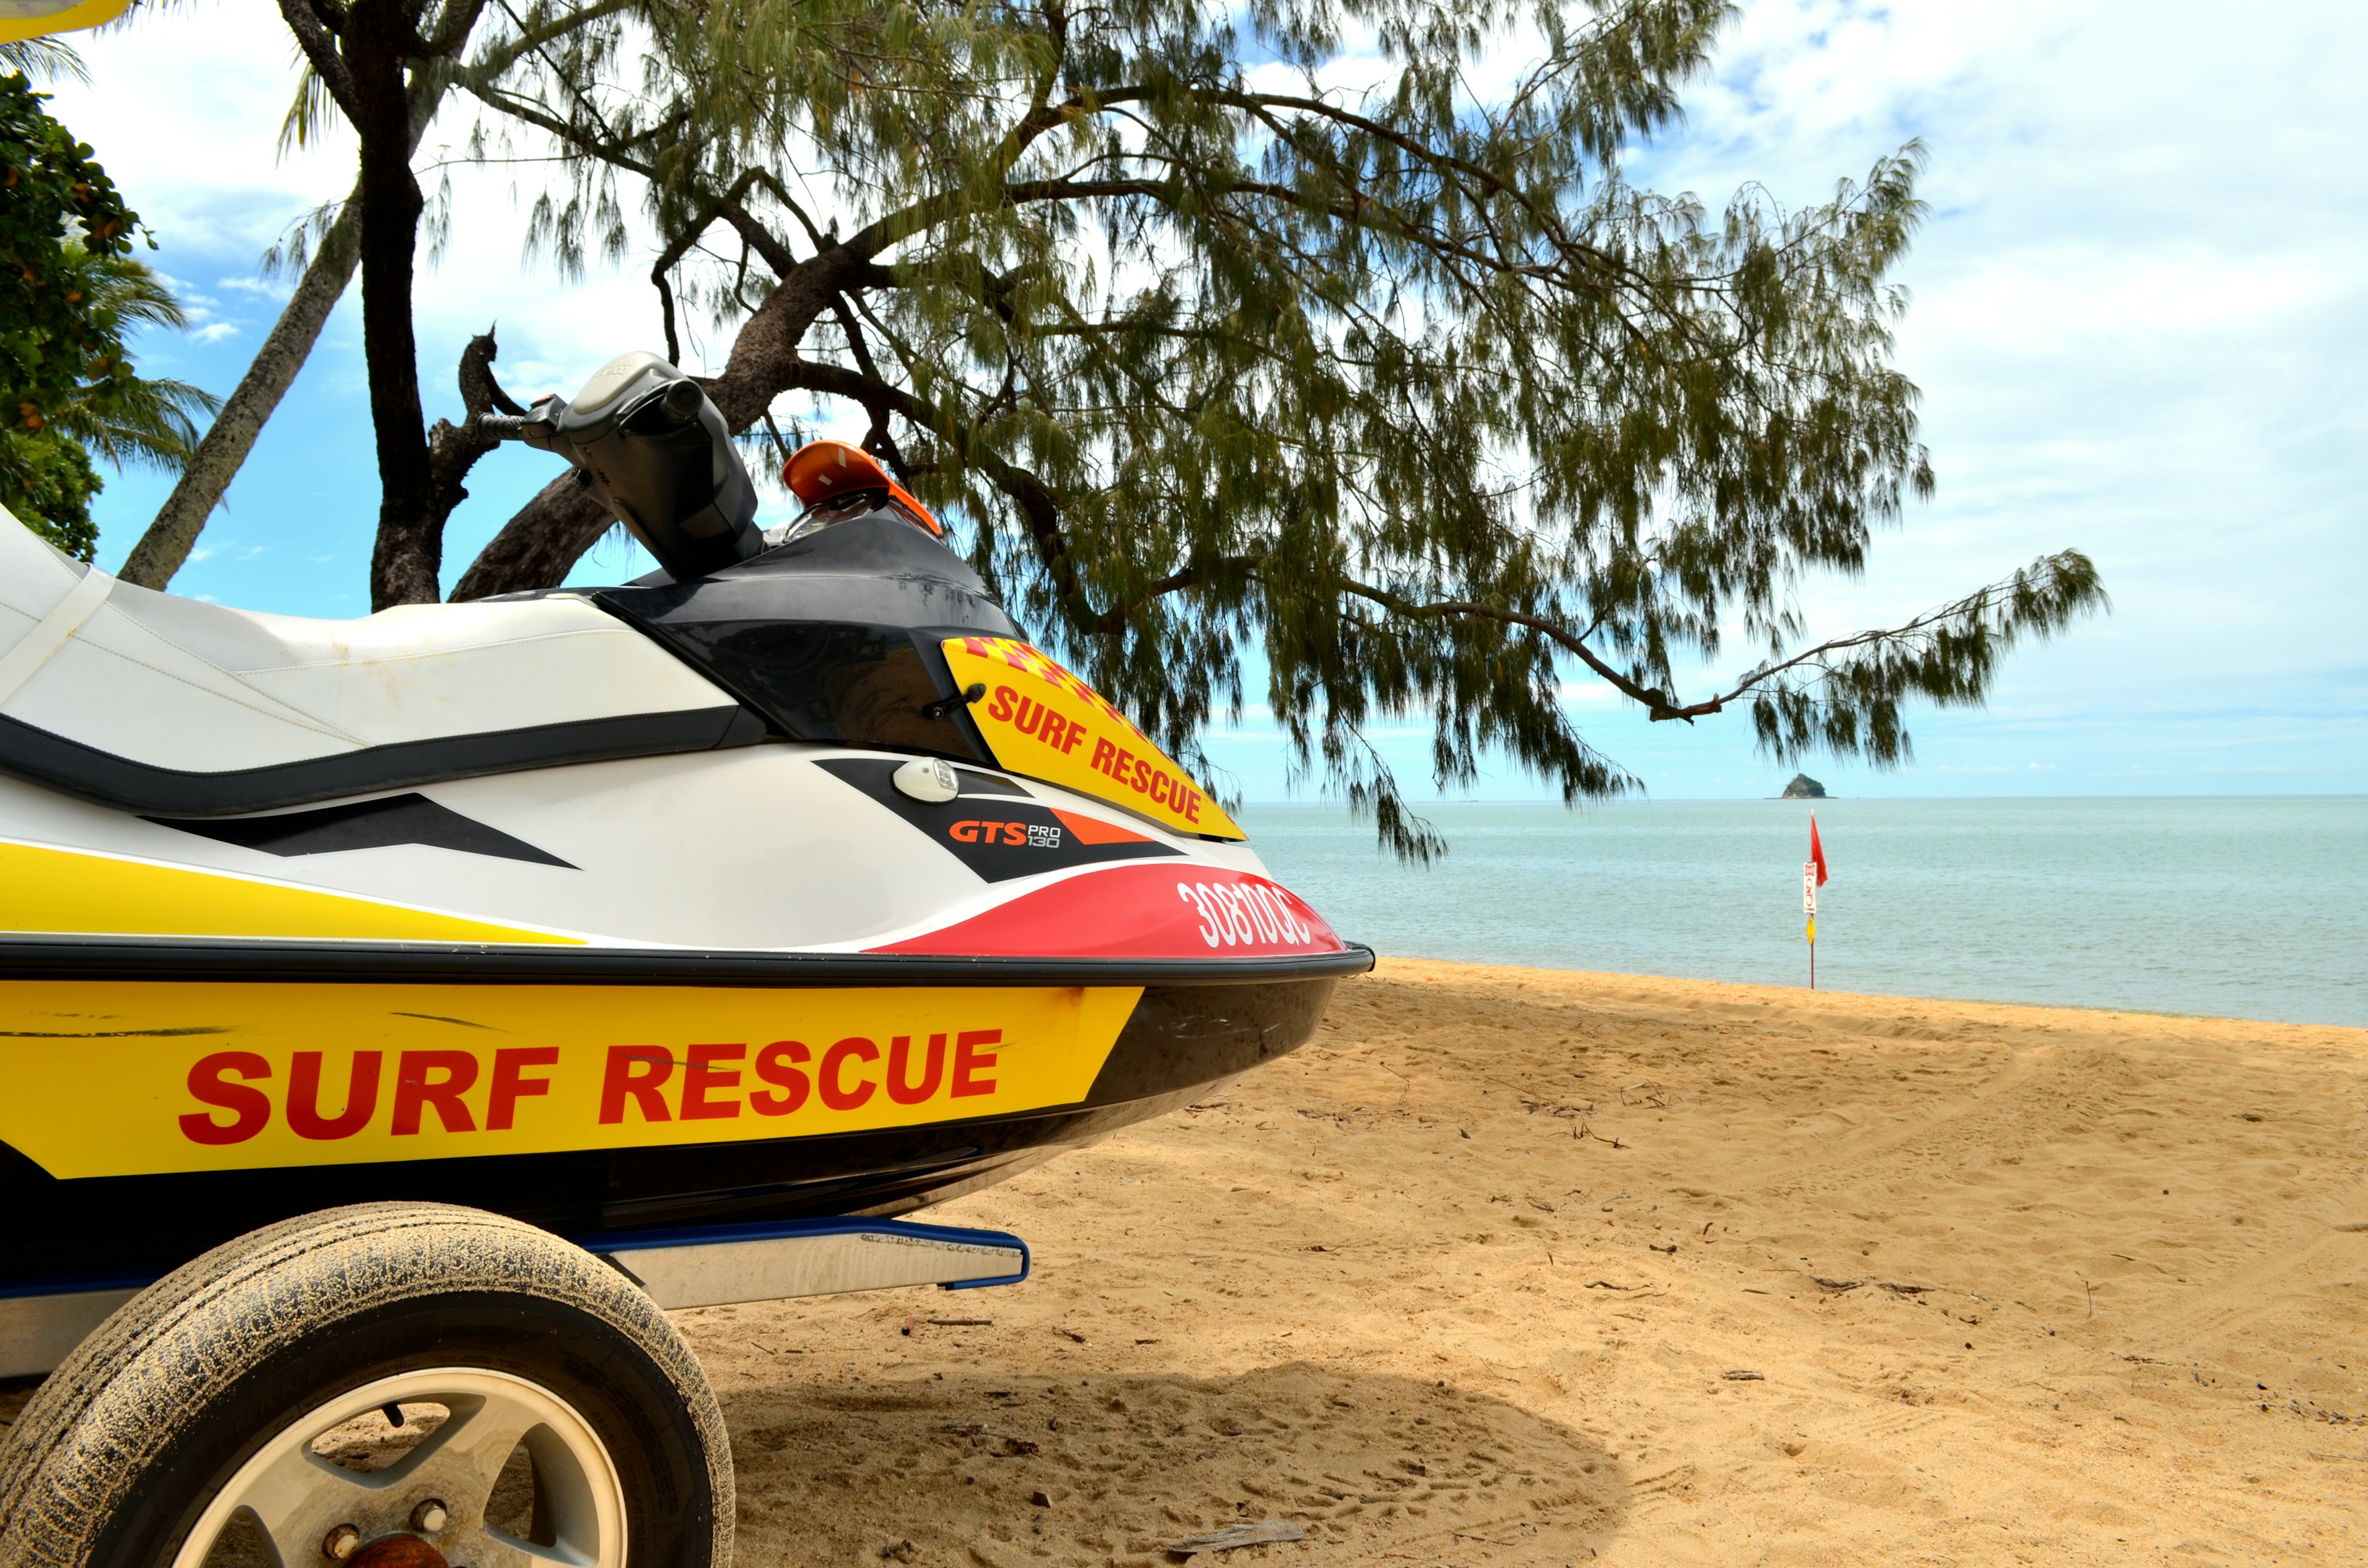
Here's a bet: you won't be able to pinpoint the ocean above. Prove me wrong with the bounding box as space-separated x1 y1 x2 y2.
1236 795 2368 1028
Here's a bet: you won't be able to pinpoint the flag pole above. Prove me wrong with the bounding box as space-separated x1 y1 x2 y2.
1803 810 1825 991
1802 856 1817 990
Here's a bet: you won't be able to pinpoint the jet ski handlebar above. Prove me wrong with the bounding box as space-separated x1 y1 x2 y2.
472 411 536 441
472 350 763 582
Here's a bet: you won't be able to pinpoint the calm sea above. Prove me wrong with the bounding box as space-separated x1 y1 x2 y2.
1237 796 2368 1028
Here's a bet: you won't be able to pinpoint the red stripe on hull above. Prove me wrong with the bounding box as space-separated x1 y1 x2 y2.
868 863 1345 959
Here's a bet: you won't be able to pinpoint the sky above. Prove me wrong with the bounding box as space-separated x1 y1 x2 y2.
35 0 2368 803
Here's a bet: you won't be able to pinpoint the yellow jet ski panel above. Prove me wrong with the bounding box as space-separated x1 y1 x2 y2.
0 0 131 45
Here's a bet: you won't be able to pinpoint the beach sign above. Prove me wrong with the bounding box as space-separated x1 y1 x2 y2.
1804 813 1830 988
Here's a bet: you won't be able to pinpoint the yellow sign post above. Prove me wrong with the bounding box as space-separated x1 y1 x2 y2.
1803 860 1818 989
1804 812 1830 990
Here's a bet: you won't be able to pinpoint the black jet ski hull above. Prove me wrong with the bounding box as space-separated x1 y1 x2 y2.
0 957 1361 1289
1 505 1372 1296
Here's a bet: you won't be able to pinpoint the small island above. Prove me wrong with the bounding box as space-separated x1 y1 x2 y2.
1780 773 1828 799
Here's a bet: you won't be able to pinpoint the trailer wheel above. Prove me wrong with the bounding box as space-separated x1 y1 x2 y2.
0 1202 733 1568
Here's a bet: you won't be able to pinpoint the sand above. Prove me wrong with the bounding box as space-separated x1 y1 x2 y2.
9 960 2366 1563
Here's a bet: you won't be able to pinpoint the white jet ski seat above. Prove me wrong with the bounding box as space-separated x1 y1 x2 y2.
0 509 758 816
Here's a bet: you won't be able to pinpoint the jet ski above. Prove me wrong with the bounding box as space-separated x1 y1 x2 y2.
0 351 1371 1292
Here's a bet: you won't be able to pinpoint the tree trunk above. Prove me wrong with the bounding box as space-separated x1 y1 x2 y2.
345 0 441 612
450 247 874 599
115 200 360 590
118 69 449 594
448 475 619 601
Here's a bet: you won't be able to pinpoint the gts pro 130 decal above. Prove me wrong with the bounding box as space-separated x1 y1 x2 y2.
817 757 1181 881
940 638 1244 840
0 980 1140 1178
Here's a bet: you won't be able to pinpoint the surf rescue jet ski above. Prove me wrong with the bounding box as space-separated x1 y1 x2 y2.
0 350 1371 1292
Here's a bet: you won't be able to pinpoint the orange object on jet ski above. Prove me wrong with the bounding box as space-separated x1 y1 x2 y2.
783 440 943 535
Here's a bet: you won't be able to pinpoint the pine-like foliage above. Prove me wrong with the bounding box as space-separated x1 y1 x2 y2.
460 0 2106 853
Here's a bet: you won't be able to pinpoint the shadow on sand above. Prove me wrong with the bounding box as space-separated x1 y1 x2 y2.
721 1361 1628 1564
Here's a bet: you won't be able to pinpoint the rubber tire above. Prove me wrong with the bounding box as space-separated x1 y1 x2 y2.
0 1202 733 1568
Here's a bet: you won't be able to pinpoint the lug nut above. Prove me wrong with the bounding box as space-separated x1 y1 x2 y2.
410 1499 450 1532
322 1524 361 1561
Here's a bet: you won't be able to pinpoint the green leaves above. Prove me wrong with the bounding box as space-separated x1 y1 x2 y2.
1740 550 2110 765
0 76 223 559
459 0 2107 854
0 70 142 558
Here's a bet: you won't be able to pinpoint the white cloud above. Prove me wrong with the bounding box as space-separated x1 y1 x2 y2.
189 322 241 345
1557 681 1619 707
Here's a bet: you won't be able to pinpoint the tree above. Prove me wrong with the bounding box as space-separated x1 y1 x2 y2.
51 243 218 474
0 67 215 560
273 0 495 610
123 0 635 591
435 0 2102 853
118 177 368 589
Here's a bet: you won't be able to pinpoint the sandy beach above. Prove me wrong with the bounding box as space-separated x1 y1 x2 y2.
9 959 2366 1564
689 961 2367 1566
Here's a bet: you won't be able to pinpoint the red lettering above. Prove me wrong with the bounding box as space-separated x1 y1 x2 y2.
1013 696 1043 736
599 1046 674 1124
1149 771 1171 807
1111 746 1135 782
952 1028 1001 1098
1039 712 1069 750
887 1032 947 1104
1003 821 1029 845
951 820 981 842
989 684 1018 722
287 1050 380 1140
681 1042 745 1120
821 1036 879 1110
391 1049 479 1135
1090 737 1116 773
1183 790 1202 822
1062 723 1088 755
487 1046 559 1131
179 1051 271 1145
1130 758 1154 794
750 1040 810 1115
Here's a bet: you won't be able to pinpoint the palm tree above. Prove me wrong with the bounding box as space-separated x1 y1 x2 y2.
0 37 90 87
52 244 221 475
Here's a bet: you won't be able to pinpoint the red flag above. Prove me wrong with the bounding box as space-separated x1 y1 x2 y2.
1809 813 1829 887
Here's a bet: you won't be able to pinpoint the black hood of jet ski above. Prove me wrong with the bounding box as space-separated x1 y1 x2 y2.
589 509 1020 763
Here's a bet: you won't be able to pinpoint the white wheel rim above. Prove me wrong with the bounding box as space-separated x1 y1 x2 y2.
168 1366 628 1568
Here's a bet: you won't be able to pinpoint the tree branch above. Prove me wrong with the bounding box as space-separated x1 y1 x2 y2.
425 327 522 532
276 0 361 121
1343 550 2107 734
